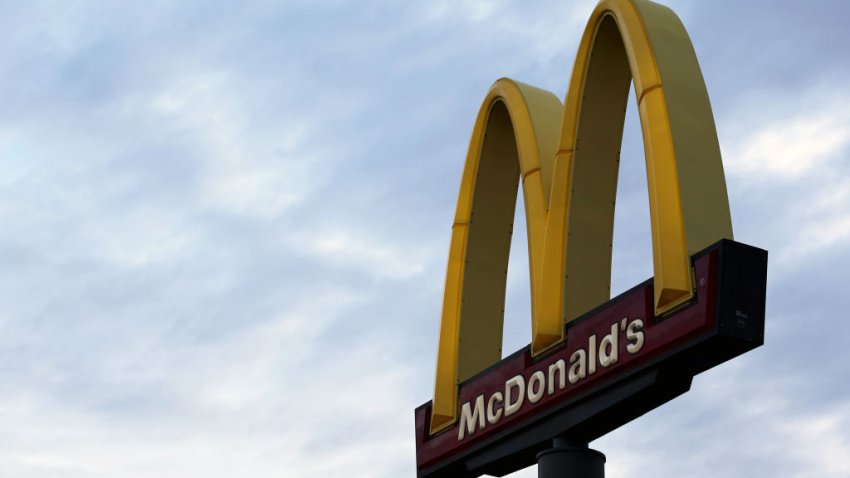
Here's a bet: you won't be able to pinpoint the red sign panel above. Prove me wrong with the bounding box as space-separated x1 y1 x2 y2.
415 241 766 477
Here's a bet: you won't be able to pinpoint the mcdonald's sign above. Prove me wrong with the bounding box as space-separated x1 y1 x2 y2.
414 0 768 477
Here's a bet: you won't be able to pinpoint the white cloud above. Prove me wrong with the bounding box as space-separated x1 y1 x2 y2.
143 71 324 220
0 282 413 478
725 111 850 179
721 82 850 182
584 360 850 478
413 0 597 67
786 180 850 255
718 84 850 264
780 407 850 477
283 226 434 280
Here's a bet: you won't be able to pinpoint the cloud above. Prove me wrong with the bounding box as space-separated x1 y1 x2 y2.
283 227 433 280
723 100 850 181
716 82 850 265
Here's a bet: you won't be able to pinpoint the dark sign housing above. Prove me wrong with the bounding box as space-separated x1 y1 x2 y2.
415 240 767 477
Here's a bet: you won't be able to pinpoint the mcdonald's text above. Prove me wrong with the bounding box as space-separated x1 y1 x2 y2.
458 318 646 440
415 241 766 476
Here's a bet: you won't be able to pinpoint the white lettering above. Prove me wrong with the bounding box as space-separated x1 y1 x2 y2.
527 371 545 403
599 323 619 367
588 334 597 375
504 375 525 416
626 319 645 354
456 318 648 440
548 359 566 394
568 349 586 384
487 391 503 424
458 395 485 440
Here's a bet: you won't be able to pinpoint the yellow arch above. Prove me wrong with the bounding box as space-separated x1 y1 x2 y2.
430 79 562 433
534 0 733 353
430 0 732 434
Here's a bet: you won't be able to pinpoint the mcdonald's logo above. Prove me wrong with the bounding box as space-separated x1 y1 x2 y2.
415 1 767 477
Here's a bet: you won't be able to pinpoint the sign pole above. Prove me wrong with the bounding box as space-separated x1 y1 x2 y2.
537 438 605 478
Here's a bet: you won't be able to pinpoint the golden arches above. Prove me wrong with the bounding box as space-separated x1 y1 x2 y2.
430 80 562 434
430 0 732 434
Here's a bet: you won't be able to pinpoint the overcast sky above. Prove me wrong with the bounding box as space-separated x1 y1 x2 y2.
1 1 849 477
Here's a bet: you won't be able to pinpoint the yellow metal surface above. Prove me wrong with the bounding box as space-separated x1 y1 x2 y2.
430 79 562 434
430 0 733 435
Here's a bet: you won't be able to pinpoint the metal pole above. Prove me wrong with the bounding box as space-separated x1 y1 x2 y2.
536 437 605 478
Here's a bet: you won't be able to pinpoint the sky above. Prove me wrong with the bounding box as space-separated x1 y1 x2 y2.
1 0 849 477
